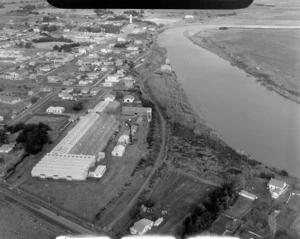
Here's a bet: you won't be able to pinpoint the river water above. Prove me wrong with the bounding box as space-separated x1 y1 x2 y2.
158 26 300 178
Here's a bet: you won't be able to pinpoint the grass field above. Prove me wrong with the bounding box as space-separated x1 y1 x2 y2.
148 171 216 234
33 42 71 50
194 29 300 95
226 196 253 219
0 197 64 239
24 114 69 131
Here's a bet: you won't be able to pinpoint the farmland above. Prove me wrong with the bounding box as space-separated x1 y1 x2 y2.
225 196 253 219
0 197 64 239
148 171 216 234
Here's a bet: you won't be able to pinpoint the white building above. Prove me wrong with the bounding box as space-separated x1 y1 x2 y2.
103 94 116 102
58 92 73 100
268 178 288 199
184 15 194 20
130 219 154 235
31 153 96 181
91 165 106 178
102 82 114 87
46 106 65 114
106 75 120 83
154 217 164 226
0 115 3 121
118 135 130 145
238 190 258 200
123 95 135 103
0 143 15 153
112 144 126 157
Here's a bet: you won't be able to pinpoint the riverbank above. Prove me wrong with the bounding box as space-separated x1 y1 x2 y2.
184 29 300 104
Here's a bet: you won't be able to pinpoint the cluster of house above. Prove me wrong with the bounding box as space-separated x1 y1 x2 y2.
0 49 30 65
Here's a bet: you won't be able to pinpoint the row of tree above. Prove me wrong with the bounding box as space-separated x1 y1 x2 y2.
32 37 72 43
5 122 51 155
40 24 58 32
178 182 238 237
53 43 80 52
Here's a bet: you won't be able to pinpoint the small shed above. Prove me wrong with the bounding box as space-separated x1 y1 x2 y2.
118 134 130 145
104 94 116 102
123 95 135 103
112 144 126 157
154 217 163 226
93 165 106 178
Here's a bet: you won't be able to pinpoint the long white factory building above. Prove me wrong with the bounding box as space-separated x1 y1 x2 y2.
31 101 120 181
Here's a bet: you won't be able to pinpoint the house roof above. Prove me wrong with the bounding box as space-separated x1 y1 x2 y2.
268 178 286 188
132 219 153 234
124 95 135 100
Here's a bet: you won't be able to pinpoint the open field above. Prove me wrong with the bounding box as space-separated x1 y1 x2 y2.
33 42 72 50
193 29 300 95
0 196 64 239
20 121 149 222
225 196 253 219
149 171 216 234
0 149 25 177
24 114 69 131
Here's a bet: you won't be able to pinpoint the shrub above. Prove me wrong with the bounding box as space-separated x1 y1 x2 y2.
279 169 288 177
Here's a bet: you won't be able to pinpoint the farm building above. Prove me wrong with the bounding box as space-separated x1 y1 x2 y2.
123 95 135 103
90 165 106 178
238 190 258 200
0 143 15 153
118 134 130 145
130 219 154 235
112 144 126 157
69 114 119 155
184 15 194 20
88 100 110 113
104 94 116 102
52 113 101 154
31 153 96 181
46 106 65 114
122 107 152 122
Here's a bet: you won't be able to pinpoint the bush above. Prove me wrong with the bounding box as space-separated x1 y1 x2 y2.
72 102 83 111
279 169 288 177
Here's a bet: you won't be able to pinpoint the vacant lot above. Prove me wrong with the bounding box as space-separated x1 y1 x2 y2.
0 197 64 239
226 196 253 219
24 114 69 131
148 171 216 235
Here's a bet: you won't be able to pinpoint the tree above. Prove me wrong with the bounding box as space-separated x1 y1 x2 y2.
234 174 246 189
0 130 8 144
53 44 59 51
268 212 277 237
72 102 83 111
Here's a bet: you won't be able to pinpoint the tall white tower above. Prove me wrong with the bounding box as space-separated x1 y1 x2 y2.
129 14 132 24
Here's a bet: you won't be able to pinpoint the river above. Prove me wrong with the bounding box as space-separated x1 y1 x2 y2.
158 25 300 178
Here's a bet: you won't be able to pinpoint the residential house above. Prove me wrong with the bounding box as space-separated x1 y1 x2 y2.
115 59 123 66
58 92 73 100
92 61 102 66
90 89 100 96
111 144 126 157
81 88 89 94
134 40 143 44
46 106 65 114
64 87 74 93
122 107 152 122
103 61 114 66
123 95 135 103
104 94 115 102
29 74 36 80
268 178 288 199
161 64 172 73
127 46 139 51
101 67 108 72
117 37 126 42
63 81 72 85
0 115 3 122
39 65 51 72
0 143 15 153
102 82 114 87
78 80 90 86
78 66 90 72
39 87 52 92
87 72 99 80
106 75 119 83
48 75 62 83
130 219 154 235
0 95 21 104
184 15 194 20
